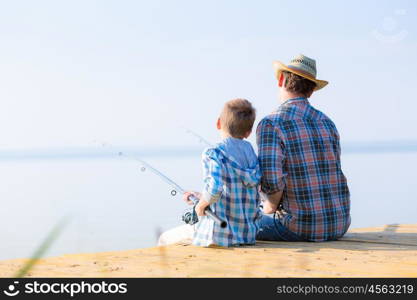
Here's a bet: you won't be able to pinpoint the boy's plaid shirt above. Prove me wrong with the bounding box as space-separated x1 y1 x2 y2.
256 97 351 241
193 145 261 247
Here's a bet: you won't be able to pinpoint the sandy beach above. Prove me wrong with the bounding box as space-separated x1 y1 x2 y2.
0 223 416 277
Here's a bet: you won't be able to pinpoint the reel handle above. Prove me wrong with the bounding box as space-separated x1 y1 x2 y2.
188 195 227 228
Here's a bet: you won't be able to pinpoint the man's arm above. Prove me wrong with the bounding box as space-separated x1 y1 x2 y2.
256 119 287 213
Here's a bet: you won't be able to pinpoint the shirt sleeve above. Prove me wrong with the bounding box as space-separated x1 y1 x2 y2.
335 131 341 160
201 149 223 204
256 119 286 195
329 119 342 160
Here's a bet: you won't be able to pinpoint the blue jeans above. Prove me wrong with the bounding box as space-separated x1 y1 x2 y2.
256 214 304 241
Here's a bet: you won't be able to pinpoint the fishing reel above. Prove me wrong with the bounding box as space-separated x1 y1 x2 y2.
182 206 199 225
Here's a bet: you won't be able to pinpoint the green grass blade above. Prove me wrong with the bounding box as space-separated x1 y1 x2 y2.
15 217 69 278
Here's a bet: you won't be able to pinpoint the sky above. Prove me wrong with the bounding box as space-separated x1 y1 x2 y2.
0 0 416 258
0 0 416 150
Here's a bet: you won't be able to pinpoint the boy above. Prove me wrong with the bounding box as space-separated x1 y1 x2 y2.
158 98 261 247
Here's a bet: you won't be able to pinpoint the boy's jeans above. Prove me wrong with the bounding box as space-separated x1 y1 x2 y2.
256 214 304 242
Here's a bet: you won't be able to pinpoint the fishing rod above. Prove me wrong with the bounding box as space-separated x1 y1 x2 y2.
98 142 227 228
127 153 226 228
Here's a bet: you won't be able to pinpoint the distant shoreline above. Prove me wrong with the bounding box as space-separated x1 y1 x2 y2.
1 140 417 161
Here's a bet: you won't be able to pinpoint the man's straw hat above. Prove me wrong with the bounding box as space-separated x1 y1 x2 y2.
273 54 328 91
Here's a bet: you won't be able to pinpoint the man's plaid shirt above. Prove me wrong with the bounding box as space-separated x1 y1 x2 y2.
256 97 350 241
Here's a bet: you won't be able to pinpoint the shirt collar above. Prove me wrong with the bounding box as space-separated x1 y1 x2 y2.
282 97 309 106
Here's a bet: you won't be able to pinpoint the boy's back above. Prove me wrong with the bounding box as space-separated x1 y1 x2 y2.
193 137 260 247
158 99 260 247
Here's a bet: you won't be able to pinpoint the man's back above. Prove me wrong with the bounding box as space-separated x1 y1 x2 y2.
257 97 350 241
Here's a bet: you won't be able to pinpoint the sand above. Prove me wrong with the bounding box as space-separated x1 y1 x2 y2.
1 223 416 277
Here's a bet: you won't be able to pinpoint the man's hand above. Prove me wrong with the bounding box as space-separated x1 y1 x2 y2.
182 191 201 205
262 200 278 214
261 190 283 214
195 199 210 216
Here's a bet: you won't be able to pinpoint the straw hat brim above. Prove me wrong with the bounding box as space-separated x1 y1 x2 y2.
273 61 328 91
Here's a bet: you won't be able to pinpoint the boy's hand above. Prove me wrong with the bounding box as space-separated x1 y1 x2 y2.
183 191 201 205
195 199 210 216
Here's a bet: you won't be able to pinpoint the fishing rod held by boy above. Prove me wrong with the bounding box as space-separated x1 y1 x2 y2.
114 148 228 228
182 192 227 228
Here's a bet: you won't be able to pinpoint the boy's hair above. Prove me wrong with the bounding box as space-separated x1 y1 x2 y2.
283 70 316 96
220 99 256 138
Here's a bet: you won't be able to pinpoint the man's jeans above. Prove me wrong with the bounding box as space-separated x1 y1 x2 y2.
256 214 304 241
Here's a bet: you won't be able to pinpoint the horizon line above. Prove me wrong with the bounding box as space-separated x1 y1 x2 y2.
0 140 416 161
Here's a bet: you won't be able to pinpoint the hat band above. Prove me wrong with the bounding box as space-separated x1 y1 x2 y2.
287 65 316 79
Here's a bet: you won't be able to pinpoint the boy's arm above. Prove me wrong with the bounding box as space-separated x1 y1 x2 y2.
196 149 223 216
256 119 286 212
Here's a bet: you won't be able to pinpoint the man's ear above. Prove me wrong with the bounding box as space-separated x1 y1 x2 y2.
216 118 221 130
278 73 285 87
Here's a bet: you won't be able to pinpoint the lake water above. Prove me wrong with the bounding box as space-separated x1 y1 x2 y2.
1 150 416 260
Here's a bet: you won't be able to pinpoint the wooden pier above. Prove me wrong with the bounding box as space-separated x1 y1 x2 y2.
1 223 416 277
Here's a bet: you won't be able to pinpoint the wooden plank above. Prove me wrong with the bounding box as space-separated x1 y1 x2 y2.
341 223 417 246
0 223 416 277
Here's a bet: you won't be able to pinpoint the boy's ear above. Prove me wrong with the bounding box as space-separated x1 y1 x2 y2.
278 73 284 88
216 118 221 130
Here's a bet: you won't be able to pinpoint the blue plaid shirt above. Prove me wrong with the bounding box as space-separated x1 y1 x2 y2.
193 138 261 247
256 97 351 241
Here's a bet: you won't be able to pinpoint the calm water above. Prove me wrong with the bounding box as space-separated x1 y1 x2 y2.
1 151 416 260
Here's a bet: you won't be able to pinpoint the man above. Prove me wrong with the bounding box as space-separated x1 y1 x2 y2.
256 54 350 242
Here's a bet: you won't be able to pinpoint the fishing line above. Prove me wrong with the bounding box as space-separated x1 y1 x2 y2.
185 128 213 147
98 142 184 197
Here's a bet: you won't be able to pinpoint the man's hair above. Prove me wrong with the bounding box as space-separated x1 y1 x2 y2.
283 71 316 96
220 98 256 138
